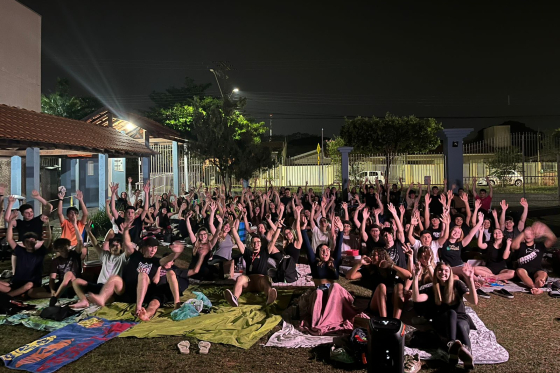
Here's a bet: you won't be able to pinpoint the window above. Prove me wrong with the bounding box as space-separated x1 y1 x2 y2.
113 159 123 172
87 161 94 176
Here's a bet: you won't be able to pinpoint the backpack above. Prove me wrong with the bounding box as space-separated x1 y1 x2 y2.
349 327 368 365
271 255 298 283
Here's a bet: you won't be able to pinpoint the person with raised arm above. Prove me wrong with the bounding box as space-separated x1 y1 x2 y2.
48 216 85 306
408 209 450 262
472 176 493 211
412 262 478 370
113 181 151 244
268 205 304 263
4 192 51 239
223 217 282 307
71 222 129 309
57 188 88 251
310 201 330 250
499 198 528 240
474 226 515 298
184 210 221 280
0 212 52 298
511 221 557 294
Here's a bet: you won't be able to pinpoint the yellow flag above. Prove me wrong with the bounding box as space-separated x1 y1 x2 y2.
317 143 321 165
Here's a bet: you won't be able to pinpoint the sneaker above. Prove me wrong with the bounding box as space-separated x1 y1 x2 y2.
330 345 354 364
459 344 474 370
404 354 422 373
266 288 277 305
552 280 560 290
476 289 491 299
493 288 514 299
447 340 462 366
223 290 238 307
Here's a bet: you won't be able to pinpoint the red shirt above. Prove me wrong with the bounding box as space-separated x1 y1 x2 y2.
475 195 492 211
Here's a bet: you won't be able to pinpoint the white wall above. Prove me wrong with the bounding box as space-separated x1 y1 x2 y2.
0 0 41 111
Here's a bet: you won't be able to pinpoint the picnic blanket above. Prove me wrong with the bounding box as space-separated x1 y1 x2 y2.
0 298 97 332
481 276 559 294
0 317 136 373
189 264 316 287
93 286 294 349
267 307 508 365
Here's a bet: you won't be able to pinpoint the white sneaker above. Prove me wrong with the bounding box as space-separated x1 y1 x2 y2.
224 290 238 307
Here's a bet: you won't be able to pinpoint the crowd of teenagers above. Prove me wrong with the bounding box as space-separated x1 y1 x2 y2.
0 175 557 370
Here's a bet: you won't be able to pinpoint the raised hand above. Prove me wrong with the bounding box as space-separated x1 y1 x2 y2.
414 263 423 278
462 262 474 279
110 182 119 195
84 220 92 233
491 209 498 219
334 216 343 231
387 203 397 215
460 192 468 203
399 204 405 216
295 205 303 215
75 190 83 201
128 177 133 183
474 199 481 209
361 256 372 266
520 198 528 208
143 180 150 194
403 243 414 258
500 199 508 211
31 190 40 198
477 211 484 224
341 202 347 210
215 214 223 224
8 195 16 204
362 208 370 221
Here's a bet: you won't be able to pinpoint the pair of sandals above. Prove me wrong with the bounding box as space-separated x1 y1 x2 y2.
177 340 211 355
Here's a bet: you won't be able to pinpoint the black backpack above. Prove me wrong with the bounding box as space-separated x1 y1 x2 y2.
272 255 298 283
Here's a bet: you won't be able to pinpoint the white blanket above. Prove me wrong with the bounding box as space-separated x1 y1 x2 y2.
266 307 509 365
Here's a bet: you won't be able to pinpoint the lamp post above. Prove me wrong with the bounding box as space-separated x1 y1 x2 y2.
209 69 224 98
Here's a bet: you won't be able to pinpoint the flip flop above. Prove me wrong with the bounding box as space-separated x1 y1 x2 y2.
198 341 211 354
549 290 560 298
177 340 190 354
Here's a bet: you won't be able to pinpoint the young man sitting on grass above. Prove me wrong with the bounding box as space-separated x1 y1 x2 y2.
511 222 557 294
138 252 190 321
48 216 84 306
57 188 88 259
224 215 282 307
70 223 129 309
0 213 52 298
88 222 184 318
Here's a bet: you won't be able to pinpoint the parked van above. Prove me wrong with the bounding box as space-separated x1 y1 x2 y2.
357 171 385 184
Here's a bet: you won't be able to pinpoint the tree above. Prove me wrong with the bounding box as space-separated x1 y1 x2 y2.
146 77 212 123
326 136 345 182
340 113 443 181
41 78 102 119
159 97 273 190
485 147 521 186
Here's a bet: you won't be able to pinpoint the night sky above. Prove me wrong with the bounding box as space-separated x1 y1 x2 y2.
18 0 560 138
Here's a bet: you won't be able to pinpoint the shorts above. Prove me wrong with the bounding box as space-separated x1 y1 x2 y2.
519 267 547 279
146 276 189 305
85 282 104 294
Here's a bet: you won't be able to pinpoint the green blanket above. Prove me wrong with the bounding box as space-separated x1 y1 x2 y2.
93 287 293 349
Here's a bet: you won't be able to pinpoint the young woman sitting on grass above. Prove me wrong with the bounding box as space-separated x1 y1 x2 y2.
412 262 478 370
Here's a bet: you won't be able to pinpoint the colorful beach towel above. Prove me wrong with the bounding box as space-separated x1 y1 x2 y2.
0 317 136 373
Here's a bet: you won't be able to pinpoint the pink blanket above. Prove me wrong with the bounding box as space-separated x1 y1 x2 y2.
298 283 361 336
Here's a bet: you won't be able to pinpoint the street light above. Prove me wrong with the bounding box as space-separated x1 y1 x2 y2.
232 88 239 93
209 68 224 98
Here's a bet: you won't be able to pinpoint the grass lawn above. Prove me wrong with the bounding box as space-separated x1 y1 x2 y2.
1 250 559 373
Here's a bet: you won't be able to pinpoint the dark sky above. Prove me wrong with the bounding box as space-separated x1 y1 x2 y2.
18 0 560 138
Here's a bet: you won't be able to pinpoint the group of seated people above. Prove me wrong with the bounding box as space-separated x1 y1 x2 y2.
0 176 557 369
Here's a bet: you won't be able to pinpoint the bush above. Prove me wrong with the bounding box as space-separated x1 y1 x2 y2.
89 208 112 238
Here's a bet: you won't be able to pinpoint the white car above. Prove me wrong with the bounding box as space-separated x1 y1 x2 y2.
476 170 524 186
357 171 385 185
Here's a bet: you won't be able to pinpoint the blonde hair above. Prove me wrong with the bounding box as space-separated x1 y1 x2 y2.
432 262 455 306
193 228 212 256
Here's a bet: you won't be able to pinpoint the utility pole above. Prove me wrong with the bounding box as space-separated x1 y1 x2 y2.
269 114 273 141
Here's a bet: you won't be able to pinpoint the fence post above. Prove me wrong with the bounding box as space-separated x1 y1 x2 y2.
438 129 473 190
337 146 354 202
522 134 526 199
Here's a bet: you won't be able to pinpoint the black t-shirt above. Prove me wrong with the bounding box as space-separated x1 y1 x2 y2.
116 216 144 244
280 196 292 208
363 192 378 208
243 248 281 276
420 280 470 319
439 240 464 267
389 191 401 206
428 195 444 216
16 216 44 239
502 227 521 241
485 242 508 274
429 226 442 240
366 234 385 253
384 241 407 269
11 244 47 286
50 250 81 279
517 242 545 273
284 242 300 264
122 250 160 285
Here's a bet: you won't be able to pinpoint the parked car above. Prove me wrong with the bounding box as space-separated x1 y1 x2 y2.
357 170 385 184
476 170 524 186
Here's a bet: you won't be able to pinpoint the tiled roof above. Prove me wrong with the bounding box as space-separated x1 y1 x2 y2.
0 104 156 157
83 108 182 142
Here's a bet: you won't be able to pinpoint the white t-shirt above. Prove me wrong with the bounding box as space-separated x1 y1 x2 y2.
97 251 128 284
412 239 441 263
312 226 330 251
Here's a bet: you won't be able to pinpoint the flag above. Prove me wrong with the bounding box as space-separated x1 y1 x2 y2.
317 143 321 165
